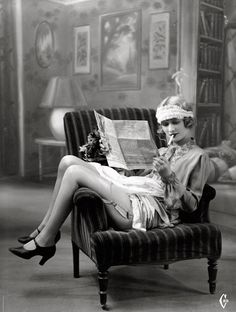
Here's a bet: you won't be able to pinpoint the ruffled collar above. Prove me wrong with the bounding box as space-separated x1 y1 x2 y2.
160 137 195 162
171 137 195 150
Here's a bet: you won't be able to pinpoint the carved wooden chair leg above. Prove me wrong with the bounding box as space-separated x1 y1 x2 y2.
163 264 169 270
98 271 109 310
208 258 218 294
72 241 80 278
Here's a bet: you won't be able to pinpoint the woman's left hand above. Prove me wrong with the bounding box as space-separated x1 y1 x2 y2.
153 156 172 178
99 137 110 155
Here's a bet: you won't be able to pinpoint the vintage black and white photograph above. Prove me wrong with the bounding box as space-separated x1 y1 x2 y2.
0 0 235 311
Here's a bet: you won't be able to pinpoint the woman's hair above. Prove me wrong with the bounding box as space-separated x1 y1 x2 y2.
156 95 195 132
183 116 194 128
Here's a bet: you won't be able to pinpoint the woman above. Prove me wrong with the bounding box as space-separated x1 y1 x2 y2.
9 95 212 266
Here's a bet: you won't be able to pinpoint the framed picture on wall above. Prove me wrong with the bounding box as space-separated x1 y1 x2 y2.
149 12 170 69
99 9 141 91
74 25 91 74
35 21 54 68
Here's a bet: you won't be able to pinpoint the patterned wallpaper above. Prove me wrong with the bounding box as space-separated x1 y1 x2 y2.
22 0 179 176
23 0 74 175
66 0 178 108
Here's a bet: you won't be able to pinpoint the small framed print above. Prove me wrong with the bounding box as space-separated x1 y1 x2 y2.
74 25 90 74
149 12 170 69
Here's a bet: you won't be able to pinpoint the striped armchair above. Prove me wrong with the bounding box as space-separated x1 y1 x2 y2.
64 107 222 309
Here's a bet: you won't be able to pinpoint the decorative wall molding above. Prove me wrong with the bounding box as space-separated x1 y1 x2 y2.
15 0 25 176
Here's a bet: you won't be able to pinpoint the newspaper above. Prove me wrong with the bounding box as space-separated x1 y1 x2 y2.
94 111 158 170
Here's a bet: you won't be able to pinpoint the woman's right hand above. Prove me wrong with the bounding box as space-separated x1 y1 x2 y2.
152 155 172 178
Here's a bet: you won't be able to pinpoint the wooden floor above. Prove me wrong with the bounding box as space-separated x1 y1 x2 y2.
0 178 235 312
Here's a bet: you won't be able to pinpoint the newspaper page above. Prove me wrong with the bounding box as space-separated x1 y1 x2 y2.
94 111 158 170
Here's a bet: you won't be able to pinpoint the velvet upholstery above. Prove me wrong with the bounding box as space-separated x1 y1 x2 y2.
64 108 222 309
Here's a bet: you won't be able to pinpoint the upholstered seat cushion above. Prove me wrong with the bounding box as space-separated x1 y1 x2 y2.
91 223 221 270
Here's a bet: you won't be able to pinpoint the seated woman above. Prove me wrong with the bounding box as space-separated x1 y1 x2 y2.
9 95 212 266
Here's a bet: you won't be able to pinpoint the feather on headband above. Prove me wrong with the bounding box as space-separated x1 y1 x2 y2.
156 69 193 123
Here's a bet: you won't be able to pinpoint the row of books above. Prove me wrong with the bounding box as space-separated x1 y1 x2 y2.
197 113 221 147
199 42 222 71
200 10 224 39
198 78 222 103
202 0 224 8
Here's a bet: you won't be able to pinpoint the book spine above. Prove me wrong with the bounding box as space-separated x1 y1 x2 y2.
198 118 208 147
211 113 216 146
200 10 209 36
216 114 221 143
206 116 211 147
198 79 207 103
204 43 208 69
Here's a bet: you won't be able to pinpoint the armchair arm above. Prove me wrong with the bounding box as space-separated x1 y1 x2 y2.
73 187 109 232
180 184 216 223
71 187 109 257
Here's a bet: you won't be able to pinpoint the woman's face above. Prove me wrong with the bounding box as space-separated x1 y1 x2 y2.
161 118 191 144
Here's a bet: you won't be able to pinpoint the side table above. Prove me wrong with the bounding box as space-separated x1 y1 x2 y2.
35 137 67 181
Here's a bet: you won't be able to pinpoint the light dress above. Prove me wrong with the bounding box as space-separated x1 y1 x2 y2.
90 139 212 231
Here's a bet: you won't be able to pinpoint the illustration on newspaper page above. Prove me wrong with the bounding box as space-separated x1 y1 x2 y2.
94 111 158 170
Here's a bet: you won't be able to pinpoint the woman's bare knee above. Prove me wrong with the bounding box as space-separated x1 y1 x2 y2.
58 155 83 174
63 165 133 230
62 165 95 193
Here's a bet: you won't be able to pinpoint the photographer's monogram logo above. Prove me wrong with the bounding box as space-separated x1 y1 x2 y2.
219 293 229 309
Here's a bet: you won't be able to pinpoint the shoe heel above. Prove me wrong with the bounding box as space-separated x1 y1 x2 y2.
38 245 56 265
39 256 48 266
39 254 53 266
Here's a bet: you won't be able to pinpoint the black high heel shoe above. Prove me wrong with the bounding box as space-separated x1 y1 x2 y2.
9 239 56 266
18 230 61 245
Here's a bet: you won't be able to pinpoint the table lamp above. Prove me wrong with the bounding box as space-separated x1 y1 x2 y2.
40 76 87 141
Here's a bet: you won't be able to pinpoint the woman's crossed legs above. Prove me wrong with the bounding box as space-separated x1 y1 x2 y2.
28 155 132 248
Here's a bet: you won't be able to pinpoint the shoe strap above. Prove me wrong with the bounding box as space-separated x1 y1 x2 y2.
34 238 40 248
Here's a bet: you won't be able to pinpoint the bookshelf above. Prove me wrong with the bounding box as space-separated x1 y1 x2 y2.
196 0 225 147
179 0 225 147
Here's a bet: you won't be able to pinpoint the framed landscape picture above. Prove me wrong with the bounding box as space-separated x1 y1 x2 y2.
99 9 141 90
149 12 170 69
74 25 90 74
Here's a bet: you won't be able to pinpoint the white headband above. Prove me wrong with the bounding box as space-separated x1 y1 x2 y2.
156 104 194 124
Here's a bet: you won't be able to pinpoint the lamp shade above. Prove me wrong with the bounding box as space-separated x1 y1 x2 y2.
40 76 87 140
40 76 87 108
